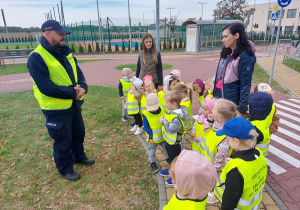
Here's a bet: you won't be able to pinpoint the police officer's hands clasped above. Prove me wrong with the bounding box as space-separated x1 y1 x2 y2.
74 85 86 100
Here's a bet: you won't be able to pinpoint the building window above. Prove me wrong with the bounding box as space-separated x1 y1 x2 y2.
287 9 297 18
284 26 294 35
268 11 272 19
276 10 285 18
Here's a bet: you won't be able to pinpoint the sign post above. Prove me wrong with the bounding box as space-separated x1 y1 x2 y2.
269 0 292 86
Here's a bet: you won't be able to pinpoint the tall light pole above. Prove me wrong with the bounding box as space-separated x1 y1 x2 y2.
166 8 174 46
128 0 132 53
250 0 256 33
151 10 155 28
198 2 207 20
96 0 104 54
143 13 145 32
156 0 160 52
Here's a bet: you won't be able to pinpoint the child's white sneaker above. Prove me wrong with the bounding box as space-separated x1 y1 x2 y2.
135 127 144 135
130 125 138 132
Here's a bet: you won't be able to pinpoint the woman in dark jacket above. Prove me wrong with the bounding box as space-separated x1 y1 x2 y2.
213 23 256 117
136 33 163 91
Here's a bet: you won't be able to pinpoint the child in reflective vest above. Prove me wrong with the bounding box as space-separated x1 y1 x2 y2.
164 150 217 210
192 78 206 105
213 117 268 209
140 78 156 114
158 75 178 109
248 91 273 157
118 68 134 121
143 93 168 173
173 83 193 150
158 90 189 186
169 69 184 84
191 97 215 152
254 83 280 135
204 77 214 98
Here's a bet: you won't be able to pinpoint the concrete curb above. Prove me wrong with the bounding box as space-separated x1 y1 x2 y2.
136 134 167 210
264 183 288 210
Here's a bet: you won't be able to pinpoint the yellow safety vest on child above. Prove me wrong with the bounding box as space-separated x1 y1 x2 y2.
214 150 268 210
180 99 193 130
127 92 140 115
120 78 131 101
162 113 186 145
252 118 271 157
164 193 207 210
191 119 207 153
143 106 165 143
158 91 166 108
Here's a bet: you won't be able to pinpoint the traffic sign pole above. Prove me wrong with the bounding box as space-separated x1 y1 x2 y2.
269 7 283 86
268 20 276 56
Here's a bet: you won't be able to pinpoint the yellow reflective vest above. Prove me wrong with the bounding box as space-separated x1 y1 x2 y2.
162 113 186 145
191 118 206 153
158 90 166 108
206 90 213 98
164 193 207 210
120 78 131 101
140 90 157 114
214 149 268 210
252 117 271 157
197 93 204 105
181 99 193 130
143 106 166 143
127 91 140 115
31 45 82 110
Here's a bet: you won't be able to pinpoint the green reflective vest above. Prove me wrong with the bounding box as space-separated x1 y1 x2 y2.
143 106 166 143
32 45 82 110
158 90 166 108
181 99 193 130
162 113 186 145
164 193 207 210
127 92 140 115
120 78 131 101
214 149 268 210
252 117 271 157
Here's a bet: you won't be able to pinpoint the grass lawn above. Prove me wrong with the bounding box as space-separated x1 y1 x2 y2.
252 63 289 94
0 86 159 209
283 58 300 73
0 43 38 50
115 64 174 71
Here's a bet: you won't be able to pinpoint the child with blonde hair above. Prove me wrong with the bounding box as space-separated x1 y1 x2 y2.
192 78 206 104
164 150 217 209
173 83 193 150
140 79 156 114
213 117 267 209
158 75 178 108
191 97 215 152
118 68 134 121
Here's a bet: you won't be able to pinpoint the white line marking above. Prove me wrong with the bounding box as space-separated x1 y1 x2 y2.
277 127 300 142
272 134 300 154
265 158 287 175
279 119 300 131
277 110 300 122
269 145 300 168
279 100 300 109
289 99 300 104
274 103 300 115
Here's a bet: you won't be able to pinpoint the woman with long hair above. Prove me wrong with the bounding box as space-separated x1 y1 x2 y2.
213 23 256 117
136 33 163 91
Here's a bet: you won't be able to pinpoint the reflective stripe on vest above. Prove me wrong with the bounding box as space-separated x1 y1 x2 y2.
163 193 207 210
120 78 131 101
31 45 81 110
143 106 165 143
200 129 227 162
251 118 271 157
214 150 268 210
162 113 186 145
181 99 193 130
192 119 206 152
158 90 166 108
127 92 140 115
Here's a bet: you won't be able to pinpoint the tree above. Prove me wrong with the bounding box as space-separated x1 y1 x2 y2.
88 43 92 52
216 0 249 20
79 44 84 53
179 37 183 48
127 42 130 51
168 38 172 49
95 42 100 52
108 41 112 52
163 39 167 49
134 42 139 51
122 41 126 51
174 38 177 49
115 43 119 51
140 42 143 50
15 44 19 49
71 44 76 53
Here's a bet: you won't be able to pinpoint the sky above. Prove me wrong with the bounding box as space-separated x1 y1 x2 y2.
1 0 281 28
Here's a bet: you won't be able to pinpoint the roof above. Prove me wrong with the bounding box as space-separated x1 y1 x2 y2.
182 19 244 26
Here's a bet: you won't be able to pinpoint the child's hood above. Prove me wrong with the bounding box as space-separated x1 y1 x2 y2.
163 75 172 92
167 105 189 121
175 150 217 200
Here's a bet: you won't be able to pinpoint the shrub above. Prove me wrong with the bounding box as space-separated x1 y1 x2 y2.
95 42 100 52
127 42 130 51
174 38 177 49
115 43 119 51
27 46 29 49
79 44 84 53
15 45 19 49
88 43 92 52
168 39 172 49
140 42 143 50
71 44 76 53
122 42 126 51
108 41 112 52
163 39 166 49
134 42 139 51
179 37 182 48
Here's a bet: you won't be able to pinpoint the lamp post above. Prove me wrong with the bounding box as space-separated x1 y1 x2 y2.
198 2 207 20
128 0 132 53
166 8 174 47
250 0 256 34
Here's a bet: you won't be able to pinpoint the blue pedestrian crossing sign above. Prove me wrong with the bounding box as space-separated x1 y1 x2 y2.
271 13 278 20
278 0 292 8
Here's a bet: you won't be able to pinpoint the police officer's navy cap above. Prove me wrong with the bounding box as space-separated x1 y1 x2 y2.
41 20 71 34
216 117 255 140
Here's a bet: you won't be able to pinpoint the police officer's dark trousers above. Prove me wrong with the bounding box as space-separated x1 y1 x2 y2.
45 108 87 175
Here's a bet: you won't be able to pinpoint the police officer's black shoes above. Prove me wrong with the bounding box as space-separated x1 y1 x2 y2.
75 158 95 165
61 171 80 181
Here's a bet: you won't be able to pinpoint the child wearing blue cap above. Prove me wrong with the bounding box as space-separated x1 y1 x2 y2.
212 117 268 209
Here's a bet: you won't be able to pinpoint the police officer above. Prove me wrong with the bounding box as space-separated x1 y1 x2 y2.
27 20 94 181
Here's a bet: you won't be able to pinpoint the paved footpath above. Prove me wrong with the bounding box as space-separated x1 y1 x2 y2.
1 47 300 209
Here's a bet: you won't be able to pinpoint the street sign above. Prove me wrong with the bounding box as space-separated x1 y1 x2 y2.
271 13 279 20
278 0 292 8
272 5 279 13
